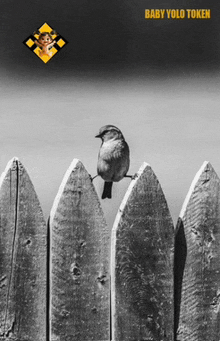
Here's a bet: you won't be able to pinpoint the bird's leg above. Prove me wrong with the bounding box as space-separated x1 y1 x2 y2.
89 174 99 182
124 174 138 180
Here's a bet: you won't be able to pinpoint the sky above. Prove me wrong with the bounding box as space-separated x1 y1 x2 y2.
0 0 220 227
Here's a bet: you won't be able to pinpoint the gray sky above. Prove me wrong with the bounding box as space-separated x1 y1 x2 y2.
1 0 219 227
1 72 220 227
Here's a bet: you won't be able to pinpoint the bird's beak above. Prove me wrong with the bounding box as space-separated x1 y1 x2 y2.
95 134 101 138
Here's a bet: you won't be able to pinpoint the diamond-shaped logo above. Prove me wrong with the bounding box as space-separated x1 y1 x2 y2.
23 23 68 63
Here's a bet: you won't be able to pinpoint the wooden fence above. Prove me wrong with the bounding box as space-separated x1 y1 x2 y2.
0 157 219 341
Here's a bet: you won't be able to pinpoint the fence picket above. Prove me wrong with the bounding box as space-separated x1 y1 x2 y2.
1 156 220 341
49 159 110 341
175 161 220 341
111 162 174 341
0 158 47 341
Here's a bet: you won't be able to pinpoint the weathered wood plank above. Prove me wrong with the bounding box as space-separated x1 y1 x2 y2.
0 158 47 340
175 161 220 341
50 159 110 341
111 162 174 341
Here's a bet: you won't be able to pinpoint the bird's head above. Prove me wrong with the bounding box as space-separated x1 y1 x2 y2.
95 125 124 142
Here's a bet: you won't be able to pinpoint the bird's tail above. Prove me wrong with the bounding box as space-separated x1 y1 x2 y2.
102 181 113 199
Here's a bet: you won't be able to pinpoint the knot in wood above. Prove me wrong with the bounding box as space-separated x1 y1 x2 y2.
97 274 106 285
70 262 81 281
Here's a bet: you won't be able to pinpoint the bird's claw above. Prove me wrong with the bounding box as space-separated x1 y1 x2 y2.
124 173 138 180
131 173 138 180
89 174 98 182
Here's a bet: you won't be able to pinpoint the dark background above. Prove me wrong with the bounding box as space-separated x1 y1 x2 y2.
1 0 219 78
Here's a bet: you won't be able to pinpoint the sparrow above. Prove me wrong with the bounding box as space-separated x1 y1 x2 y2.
94 125 130 199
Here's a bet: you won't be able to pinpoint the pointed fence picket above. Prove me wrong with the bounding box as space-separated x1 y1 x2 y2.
0 158 47 341
0 157 220 341
175 161 220 341
111 162 174 341
49 159 110 341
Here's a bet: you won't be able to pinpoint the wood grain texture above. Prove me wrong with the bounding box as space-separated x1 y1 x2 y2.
50 159 110 341
175 162 220 341
0 158 47 340
111 162 174 341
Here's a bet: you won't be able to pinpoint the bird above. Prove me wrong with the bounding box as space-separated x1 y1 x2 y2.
94 125 130 199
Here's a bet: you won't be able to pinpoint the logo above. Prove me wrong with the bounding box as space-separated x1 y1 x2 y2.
23 23 68 63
